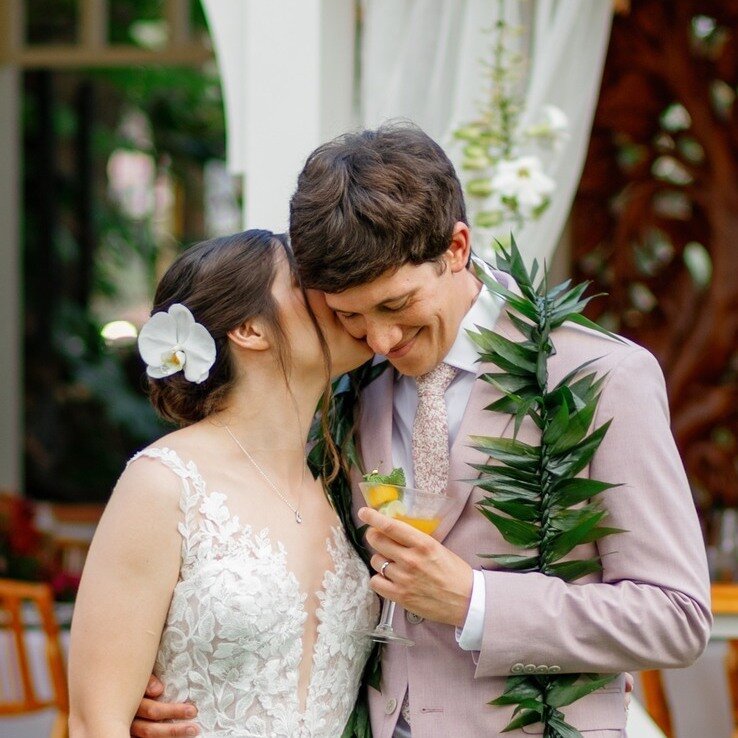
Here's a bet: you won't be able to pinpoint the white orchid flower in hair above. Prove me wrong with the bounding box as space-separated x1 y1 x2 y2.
138 304 216 384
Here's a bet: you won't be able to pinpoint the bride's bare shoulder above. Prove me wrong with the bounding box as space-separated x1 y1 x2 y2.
118 422 225 502
116 429 196 501
126 423 206 473
87 430 213 570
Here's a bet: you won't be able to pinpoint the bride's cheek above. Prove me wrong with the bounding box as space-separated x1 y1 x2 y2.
352 338 373 361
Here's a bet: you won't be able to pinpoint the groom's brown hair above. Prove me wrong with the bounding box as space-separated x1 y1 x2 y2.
289 122 467 292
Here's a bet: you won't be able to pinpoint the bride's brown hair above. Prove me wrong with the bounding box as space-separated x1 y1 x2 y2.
145 229 342 482
146 230 294 426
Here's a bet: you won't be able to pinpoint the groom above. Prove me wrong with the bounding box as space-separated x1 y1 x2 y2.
132 123 711 737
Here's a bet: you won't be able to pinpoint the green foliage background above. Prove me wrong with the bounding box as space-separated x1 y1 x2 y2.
23 1 227 501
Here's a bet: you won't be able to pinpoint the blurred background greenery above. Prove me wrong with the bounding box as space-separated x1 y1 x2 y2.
21 0 238 502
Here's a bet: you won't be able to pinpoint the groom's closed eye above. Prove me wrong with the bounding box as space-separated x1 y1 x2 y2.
379 300 409 313
337 302 406 320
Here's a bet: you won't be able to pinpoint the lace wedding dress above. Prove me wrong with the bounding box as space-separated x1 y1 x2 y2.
130 447 379 738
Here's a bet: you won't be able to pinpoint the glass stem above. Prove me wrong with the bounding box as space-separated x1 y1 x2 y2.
377 598 397 632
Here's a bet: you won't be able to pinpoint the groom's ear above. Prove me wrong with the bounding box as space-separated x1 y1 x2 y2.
446 221 472 273
227 320 271 352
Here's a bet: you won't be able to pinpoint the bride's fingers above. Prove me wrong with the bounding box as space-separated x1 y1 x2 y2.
624 672 635 710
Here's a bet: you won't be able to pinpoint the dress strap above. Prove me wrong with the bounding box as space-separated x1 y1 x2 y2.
127 447 207 558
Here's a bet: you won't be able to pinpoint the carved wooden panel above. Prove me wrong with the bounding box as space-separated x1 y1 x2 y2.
573 0 738 516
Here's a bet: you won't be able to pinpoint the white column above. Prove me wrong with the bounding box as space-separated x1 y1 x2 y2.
0 66 21 492
318 0 357 142
201 0 356 232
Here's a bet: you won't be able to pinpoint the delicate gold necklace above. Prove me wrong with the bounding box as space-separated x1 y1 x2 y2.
224 426 303 524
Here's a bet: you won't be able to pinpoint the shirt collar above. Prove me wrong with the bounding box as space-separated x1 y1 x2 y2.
442 257 503 375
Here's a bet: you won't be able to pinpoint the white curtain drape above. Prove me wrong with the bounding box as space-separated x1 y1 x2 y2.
361 1 512 141
515 0 612 268
361 0 613 268
201 0 356 230
201 0 247 174
361 0 521 140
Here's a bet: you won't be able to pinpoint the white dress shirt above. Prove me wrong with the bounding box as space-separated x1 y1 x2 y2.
390 261 502 652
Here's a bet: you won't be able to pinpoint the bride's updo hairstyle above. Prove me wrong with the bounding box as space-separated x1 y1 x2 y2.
146 229 296 426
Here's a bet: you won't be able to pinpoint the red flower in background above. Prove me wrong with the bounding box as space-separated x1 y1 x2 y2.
50 571 82 602
0 494 65 593
8 497 42 556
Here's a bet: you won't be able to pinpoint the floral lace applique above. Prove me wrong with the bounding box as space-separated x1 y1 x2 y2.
129 447 378 738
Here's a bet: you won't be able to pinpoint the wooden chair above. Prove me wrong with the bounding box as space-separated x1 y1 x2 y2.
641 583 738 738
640 669 673 736
713 584 738 736
37 501 104 577
0 578 68 738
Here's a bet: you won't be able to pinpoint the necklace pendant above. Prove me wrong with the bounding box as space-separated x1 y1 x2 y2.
295 510 303 524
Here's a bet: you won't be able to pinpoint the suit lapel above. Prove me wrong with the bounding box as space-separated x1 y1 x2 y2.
354 365 395 512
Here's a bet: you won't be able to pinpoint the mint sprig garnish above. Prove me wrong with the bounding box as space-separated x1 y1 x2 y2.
362 467 407 487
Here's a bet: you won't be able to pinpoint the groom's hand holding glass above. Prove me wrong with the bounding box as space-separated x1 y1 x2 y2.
358 506 474 627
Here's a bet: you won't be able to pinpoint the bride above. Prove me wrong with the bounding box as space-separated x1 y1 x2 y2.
68 229 379 738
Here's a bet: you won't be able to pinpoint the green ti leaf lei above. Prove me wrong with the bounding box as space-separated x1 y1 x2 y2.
307 358 388 738
468 237 626 737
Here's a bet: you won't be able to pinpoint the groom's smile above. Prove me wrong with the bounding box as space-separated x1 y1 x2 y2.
323 231 479 377
386 332 420 360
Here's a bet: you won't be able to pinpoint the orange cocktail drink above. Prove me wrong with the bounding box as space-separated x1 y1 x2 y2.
359 482 452 535
394 514 441 535
357 481 455 646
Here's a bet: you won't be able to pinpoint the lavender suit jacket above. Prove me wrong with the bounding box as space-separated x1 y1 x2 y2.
352 274 712 738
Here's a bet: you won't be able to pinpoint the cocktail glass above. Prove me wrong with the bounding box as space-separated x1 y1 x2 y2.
358 482 455 647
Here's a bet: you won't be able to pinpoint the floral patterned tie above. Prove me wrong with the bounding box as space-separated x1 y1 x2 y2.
411 362 459 495
402 362 458 729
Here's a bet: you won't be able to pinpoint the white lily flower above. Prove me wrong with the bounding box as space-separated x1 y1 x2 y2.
490 156 555 219
137 304 216 384
526 105 570 149
540 105 569 135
